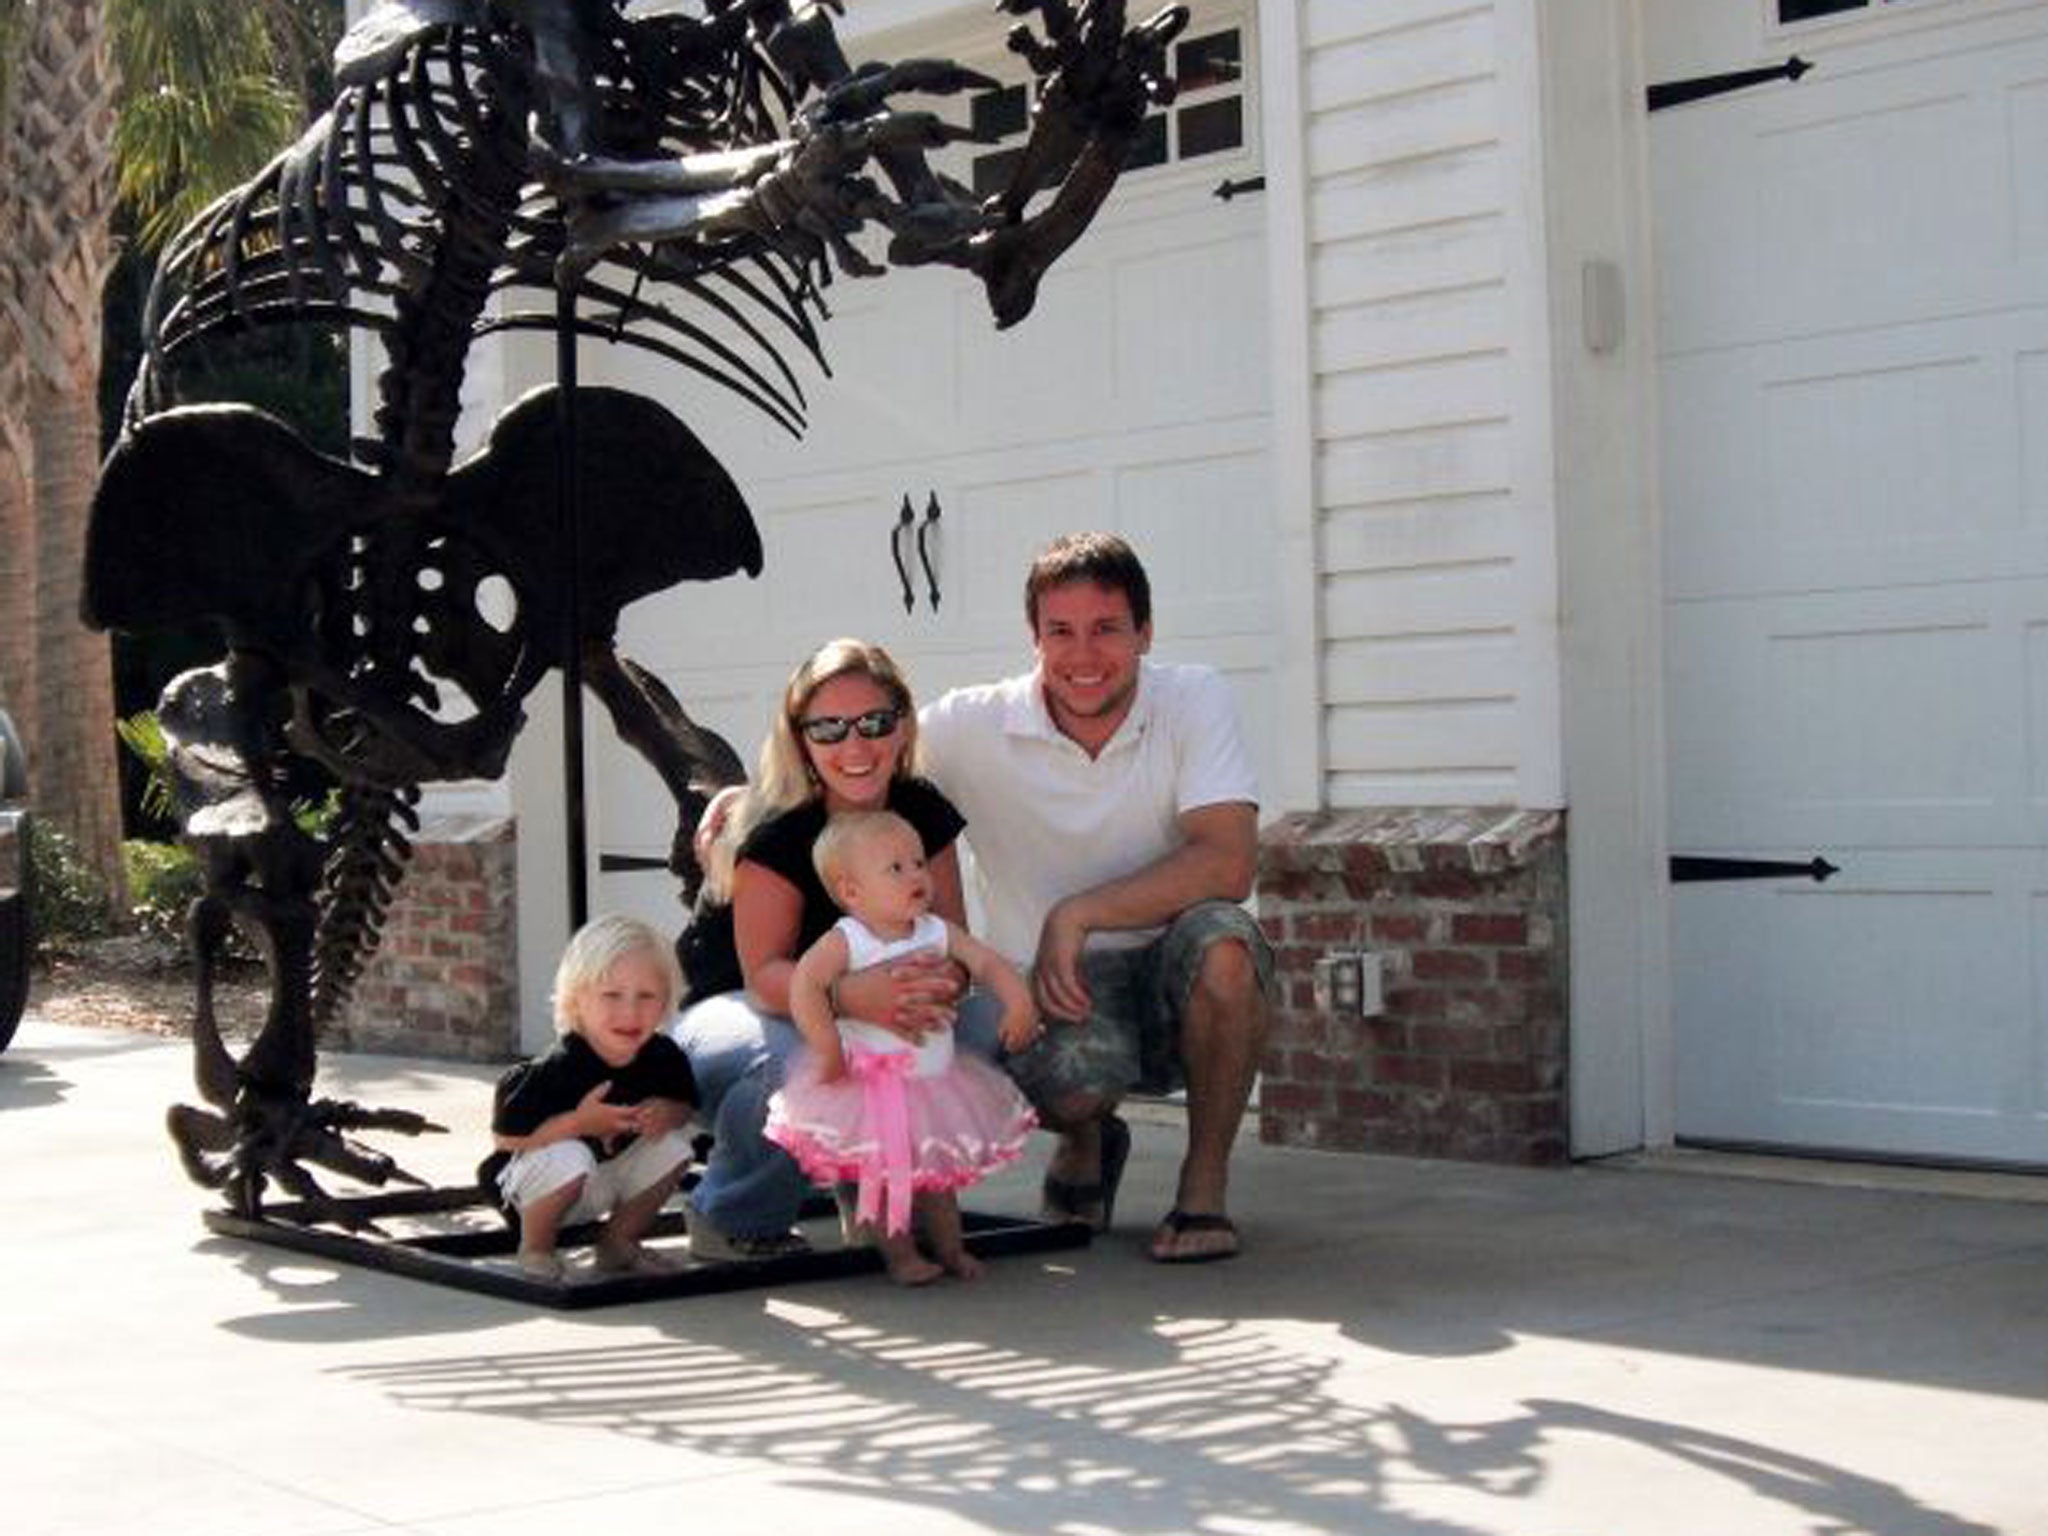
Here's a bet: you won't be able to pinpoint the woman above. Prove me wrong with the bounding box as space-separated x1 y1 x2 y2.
673 638 1001 1260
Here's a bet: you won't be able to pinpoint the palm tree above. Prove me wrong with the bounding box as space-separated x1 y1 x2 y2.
0 0 34 784
0 0 125 901
0 0 336 903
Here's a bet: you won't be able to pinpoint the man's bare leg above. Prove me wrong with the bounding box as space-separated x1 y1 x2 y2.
1152 938 1269 1261
1038 1093 1120 1229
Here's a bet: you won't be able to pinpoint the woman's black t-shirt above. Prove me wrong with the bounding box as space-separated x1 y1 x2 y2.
677 776 965 1001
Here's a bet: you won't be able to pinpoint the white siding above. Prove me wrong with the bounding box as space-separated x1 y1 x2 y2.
1292 0 1562 809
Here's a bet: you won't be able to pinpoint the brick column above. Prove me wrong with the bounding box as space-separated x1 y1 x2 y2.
1257 809 1568 1164
330 813 520 1061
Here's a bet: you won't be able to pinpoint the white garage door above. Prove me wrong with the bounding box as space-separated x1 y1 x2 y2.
587 1 1277 928
1652 0 2048 1164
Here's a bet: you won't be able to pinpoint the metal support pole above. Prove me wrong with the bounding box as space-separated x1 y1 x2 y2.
557 286 589 933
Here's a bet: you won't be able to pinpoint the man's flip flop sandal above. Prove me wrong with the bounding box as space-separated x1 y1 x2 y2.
1040 1112 1131 1232
1150 1208 1241 1264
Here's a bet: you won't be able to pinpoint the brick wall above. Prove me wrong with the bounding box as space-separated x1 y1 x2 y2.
1257 809 1568 1164
329 813 520 1061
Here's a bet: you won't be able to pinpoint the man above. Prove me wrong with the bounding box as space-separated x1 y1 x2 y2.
919 532 1274 1263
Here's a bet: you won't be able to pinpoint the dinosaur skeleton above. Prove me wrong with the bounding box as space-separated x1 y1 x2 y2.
82 0 1187 1223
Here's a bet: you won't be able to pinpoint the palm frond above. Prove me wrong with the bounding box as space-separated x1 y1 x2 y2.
118 75 299 250
108 0 324 250
115 710 177 825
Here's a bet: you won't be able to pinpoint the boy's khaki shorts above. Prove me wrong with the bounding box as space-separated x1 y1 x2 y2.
498 1127 692 1224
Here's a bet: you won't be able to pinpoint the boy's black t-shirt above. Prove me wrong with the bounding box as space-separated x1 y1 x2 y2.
677 776 966 1001
478 1031 698 1196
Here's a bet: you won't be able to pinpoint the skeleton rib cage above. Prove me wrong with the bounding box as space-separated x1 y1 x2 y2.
134 14 833 448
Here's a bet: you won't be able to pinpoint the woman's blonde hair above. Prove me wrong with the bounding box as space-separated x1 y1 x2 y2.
552 913 683 1033
702 638 920 901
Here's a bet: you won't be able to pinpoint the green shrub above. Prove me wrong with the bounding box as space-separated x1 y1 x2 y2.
123 839 206 944
28 822 113 953
295 787 341 838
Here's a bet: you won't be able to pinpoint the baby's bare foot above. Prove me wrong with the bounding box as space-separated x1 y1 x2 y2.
880 1234 942 1286
936 1247 983 1280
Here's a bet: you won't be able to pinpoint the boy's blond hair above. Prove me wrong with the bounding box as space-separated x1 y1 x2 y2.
811 809 917 898
551 913 683 1033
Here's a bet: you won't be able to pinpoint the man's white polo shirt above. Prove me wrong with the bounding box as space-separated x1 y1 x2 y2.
918 660 1258 966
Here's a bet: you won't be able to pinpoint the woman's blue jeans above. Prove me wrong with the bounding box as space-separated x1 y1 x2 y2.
668 988 1003 1240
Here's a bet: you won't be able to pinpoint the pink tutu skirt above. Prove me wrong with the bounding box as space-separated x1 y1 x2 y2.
765 1046 1037 1234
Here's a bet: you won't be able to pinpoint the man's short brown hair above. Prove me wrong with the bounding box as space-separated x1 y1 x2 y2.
1024 532 1152 631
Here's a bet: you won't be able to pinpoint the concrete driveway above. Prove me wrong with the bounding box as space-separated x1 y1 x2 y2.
5 1015 2045 1536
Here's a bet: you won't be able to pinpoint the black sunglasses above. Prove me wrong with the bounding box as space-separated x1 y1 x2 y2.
797 706 902 745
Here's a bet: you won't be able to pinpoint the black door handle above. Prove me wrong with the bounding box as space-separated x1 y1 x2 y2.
597 853 672 873
1647 56 1810 113
1669 855 1839 884
916 492 942 610
889 495 916 613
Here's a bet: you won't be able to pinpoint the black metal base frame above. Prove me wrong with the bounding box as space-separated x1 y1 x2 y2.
204 1184 1091 1309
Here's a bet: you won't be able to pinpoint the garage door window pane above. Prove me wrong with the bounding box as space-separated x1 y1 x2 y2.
971 84 1028 142
972 144 1026 201
1124 112 1169 171
1178 96 1242 160
1176 30 1241 93
1779 0 1866 20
